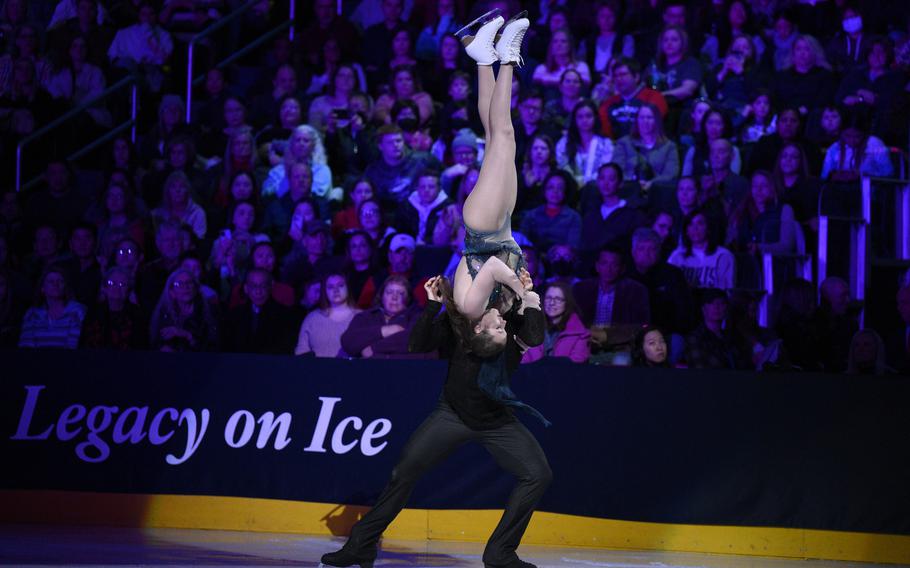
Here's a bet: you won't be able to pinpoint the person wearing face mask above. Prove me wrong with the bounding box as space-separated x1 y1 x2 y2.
521 280 590 363
826 4 871 76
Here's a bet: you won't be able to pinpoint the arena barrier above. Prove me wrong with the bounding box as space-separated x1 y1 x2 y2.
2 349 909 563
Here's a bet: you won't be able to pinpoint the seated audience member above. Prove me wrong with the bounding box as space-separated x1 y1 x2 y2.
228 242 295 308
341 275 424 359
669 209 736 291
358 198 395 249
685 288 748 369
884 285 910 374
598 57 668 140
439 128 479 195
324 90 378 181
396 170 452 245
810 277 858 373
249 64 306 130
364 125 439 208
820 110 893 181
515 90 560 162
262 125 335 205
343 230 383 309
520 170 582 251
141 134 207 208
682 108 743 177
522 281 591 364
517 134 556 215
651 209 677 259
22 160 89 237
646 25 703 107
825 4 871 76
151 172 207 240
110 237 143 285
846 329 892 375
672 176 727 249
612 103 680 193
80 267 147 350
729 170 797 255
149 269 219 352
774 278 822 371
738 89 776 145
223 269 300 354
628 228 696 343
179 254 219 307
632 325 670 368
280 220 339 293
261 164 316 240
379 233 429 306
774 142 821 233
210 202 270 298
556 99 614 186
542 69 585 131
18 265 87 349
332 179 374 240
574 245 650 362
544 244 581 285
95 182 146 263
137 220 186 313
746 107 822 175
772 35 836 115
533 28 592 91
23 225 63 283
835 36 904 142
705 36 766 120
809 105 844 153
580 163 648 256
727 290 780 369
256 94 304 163
308 64 359 133
107 2 173 90
374 64 435 126
296 272 360 357
578 1 635 77
60 222 101 307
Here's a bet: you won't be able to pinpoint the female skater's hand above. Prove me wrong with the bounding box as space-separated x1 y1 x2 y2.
424 275 443 302
519 268 533 291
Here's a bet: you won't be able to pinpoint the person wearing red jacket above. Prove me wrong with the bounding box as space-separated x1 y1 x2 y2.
598 57 668 140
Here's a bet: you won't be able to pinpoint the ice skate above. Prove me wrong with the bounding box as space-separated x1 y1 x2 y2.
459 13 504 65
495 13 530 66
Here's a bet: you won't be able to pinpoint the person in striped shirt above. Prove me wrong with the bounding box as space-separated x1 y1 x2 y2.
18 264 86 349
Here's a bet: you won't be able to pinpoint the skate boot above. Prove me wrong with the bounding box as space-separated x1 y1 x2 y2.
495 13 530 66
458 12 504 65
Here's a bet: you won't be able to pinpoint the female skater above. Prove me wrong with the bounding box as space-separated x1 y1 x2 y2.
320 11 551 568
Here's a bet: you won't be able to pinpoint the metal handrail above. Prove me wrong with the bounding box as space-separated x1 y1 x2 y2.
15 74 138 192
186 0 295 123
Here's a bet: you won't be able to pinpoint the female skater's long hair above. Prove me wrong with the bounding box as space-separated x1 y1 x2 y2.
436 276 507 358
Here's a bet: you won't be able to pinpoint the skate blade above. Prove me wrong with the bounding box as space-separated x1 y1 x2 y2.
454 8 502 38
503 9 528 27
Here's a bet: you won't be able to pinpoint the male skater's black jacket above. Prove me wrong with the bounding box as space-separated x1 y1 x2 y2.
409 301 545 430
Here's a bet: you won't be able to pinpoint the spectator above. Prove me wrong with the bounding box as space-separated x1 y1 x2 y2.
249 64 305 130
773 142 821 233
332 179 374 239
18 265 86 349
341 274 424 359
375 64 434 126
360 0 408 87
646 25 702 107
632 325 670 367
210 202 269 299
255 95 304 165
200 97 250 161
210 128 260 209
263 163 320 239
358 197 395 248
107 2 173 91
542 68 585 130
262 125 335 206
423 33 468 100
820 109 893 181
774 277 822 371
628 227 695 344
517 134 556 214
835 36 904 141
556 99 614 186
110 237 143 285
826 3 870 75
597 56 667 140
280 220 339 293
668 209 736 290
773 35 836 115
683 108 743 178
685 288 748 369
0 25 51 94
846 329 891 375
179 254 219 307
47 0 114 68
414 0 459 62
95 182 146 263
884 285 910 374
296 271 361 357
671 176 725 250
578 1 635 78
79 266 147 350
515 89 559 162
222 269 299 354
700 138 749 217
533 28 592 91
149 268 219 352
522 281 590 364
580 163 648 256
364 125 439 207
23 224 63 284
396 170 452 245
705 36 766 122
139 95 189 169
344 230 383 308
151 171 207 240
738 89 776 145
768 8 798 72
746 106 823 175
309 64 360 133
141 134 206 208
573 245 650 360
137 220 186 313
299 0 361 71
22 160 88 236
612 103 680 192
543 243 580 284
811 276 858 373
59 222 101 307
45 34 107 125
700 0 766 69
520 170 582 251
229 241 295 309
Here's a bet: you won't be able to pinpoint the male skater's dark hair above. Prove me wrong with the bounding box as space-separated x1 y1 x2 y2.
437 277 507 358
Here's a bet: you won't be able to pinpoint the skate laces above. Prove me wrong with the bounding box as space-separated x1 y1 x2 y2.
504 27 526 66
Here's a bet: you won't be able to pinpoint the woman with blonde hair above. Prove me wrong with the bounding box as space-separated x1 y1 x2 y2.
774 34 836 114
262 124 337 202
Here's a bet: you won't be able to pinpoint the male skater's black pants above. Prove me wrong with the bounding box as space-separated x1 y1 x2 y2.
344 399 552 566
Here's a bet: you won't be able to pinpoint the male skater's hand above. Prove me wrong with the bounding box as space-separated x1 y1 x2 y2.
519 268 533 291
424 275 443 303
519 290 540 313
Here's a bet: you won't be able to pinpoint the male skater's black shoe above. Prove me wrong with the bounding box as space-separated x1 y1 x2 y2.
484 557 537 568
319 548 374 568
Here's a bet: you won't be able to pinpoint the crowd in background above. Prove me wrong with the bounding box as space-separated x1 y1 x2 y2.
1 0 909 375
